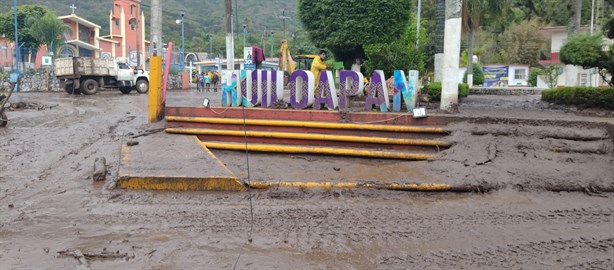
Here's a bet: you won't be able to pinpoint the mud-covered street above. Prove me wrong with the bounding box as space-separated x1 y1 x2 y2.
1 91 613 269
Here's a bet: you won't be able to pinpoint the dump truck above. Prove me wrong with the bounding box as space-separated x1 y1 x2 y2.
55 57 149 95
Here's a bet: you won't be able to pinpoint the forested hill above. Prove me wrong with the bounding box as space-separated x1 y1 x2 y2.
0 0 299 36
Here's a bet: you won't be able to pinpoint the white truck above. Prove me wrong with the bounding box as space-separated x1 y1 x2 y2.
55 57 149 95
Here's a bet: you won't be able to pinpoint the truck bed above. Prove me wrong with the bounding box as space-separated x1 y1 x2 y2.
55 57 117 78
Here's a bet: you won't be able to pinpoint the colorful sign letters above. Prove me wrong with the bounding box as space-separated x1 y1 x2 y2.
222 69 418 112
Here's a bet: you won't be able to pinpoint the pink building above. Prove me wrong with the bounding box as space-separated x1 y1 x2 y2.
0 0 147 70
100 0 148 67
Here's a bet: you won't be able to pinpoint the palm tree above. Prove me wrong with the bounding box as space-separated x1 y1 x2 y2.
28 11 70 59
571 0 582 34
462 0 506 86
433 0 446 54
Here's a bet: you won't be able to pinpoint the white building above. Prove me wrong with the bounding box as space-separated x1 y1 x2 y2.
539 26 611 88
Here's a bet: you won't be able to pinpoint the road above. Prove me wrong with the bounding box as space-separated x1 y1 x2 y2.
0 91 612 269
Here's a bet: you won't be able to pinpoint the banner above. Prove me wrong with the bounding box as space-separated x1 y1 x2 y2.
483 66 509 87
244 47 255 70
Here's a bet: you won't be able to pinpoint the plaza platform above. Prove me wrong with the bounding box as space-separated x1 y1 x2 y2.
117 131 246 191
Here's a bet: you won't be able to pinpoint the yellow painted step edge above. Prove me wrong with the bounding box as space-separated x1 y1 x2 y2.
167 128 450 147
248 181 452 191
166 116 447 134
199 141 437 160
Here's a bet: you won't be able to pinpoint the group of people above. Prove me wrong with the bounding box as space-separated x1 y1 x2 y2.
195 71 220 92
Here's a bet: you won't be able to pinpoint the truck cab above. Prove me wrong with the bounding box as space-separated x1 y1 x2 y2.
116 59 149 94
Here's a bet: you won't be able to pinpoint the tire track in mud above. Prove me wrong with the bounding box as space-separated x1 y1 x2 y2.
88 201 613 246
376 236 614 269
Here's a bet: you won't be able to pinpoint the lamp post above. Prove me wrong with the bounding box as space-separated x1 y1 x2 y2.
270 31 274 59
175 13 185 70
243 24 247 48
209 32 213 60
13 0 20 74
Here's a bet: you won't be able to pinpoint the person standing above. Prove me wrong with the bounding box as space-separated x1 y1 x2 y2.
310 50 327 89
204 72 211 92
212 71 220 92
197 72 204 92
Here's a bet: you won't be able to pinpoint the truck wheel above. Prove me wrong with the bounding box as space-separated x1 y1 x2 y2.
135 79 149 94
65 84 81 95
119 87 132 94
80 79 99 95
0 111 7 127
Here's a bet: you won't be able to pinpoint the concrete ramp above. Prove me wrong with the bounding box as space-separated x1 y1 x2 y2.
117 133 245 191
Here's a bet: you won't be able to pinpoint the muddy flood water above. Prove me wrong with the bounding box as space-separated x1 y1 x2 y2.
1 91 613 269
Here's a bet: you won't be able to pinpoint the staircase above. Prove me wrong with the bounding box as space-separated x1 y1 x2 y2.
165 107 452 160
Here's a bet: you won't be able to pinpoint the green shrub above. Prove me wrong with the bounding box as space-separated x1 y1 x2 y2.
542 87 614 109
463 64 484 85
459 83 469 98
424 82 469 100
528 68 540 87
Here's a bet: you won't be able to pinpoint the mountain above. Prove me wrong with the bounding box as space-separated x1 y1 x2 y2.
0 0 300 38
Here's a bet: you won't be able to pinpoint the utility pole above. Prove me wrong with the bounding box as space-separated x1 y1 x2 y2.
13 0 20 74
225 0 235 70
279 9 291 39
440 0 462 112
150 0 162 57
416 0 422 49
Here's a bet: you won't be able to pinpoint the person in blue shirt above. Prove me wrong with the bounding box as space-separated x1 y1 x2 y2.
204 73 211 92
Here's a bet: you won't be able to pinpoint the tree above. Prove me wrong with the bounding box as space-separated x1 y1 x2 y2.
560 34 614 86
498 20 547 66
363 13 428 77
433 0 446 54
462 0 507 86
0 5 49 49
298 0 413 68
535 64 562 88
0 5 50 70
28 11 70 55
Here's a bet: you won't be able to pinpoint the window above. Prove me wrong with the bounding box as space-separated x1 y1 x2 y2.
114 18 119 30
514 68 527 80
579 73 588 86
129 18 137 30
118 63 131 69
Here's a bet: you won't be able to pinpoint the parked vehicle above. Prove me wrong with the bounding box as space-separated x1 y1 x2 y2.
55 57 149 95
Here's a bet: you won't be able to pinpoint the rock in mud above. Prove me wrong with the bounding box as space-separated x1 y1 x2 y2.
93 157 107 182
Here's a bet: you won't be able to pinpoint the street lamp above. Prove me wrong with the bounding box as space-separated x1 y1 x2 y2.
175 13 185 70
13 0 20 74
209 32 213 60
242 24 247 48
270 31 274 59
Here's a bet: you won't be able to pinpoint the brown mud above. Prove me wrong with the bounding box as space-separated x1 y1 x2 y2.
0 91 613 269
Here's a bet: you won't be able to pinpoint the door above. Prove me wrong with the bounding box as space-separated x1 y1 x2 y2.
117 62 133 82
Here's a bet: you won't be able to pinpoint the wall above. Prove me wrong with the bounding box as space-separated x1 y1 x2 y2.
1 69 183 92
551 31 567 53
508 65 529 86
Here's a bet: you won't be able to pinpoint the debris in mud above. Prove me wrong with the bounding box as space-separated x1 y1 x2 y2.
129 128 164 139
8 203 14 208
126 141 139 147
9 102 58 111
93 157 107 182
57 249 133 262
273 99 288 109
333 167 341 171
